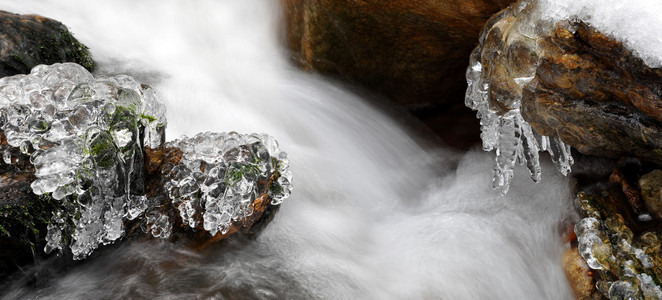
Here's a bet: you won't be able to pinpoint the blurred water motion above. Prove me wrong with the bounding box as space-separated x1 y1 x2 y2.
0 1 576 299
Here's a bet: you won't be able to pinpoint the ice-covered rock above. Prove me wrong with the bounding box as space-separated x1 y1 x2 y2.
575 191 662 299
0 63 165 259
465 0 662 193
0 63 293 260
465 3 573 194
531 0 662 69
142 132 292 239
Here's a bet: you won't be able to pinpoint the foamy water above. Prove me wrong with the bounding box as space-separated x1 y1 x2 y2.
0 1 576 299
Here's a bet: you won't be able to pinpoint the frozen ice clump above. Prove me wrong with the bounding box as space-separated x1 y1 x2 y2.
575 195 662 298
574 217 611 270
148 131 292 238
0 63 167 259
145 210 172 239
639 273 662 299
575 194 662 298
608 281 638 300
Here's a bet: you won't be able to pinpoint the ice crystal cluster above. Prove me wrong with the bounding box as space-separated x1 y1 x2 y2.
0 63 166 259
144 132 292 239
575 193 662 299
465 48 573 195
464 1 577 194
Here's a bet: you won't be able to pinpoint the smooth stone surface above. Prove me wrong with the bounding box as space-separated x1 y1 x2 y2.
281 0 515 148
639 169 662 220
0 10 95 77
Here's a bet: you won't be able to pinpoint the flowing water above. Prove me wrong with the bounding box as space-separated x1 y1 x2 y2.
0 1 577 299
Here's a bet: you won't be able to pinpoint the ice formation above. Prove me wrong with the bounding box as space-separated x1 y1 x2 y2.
465 28 573 194
574 217 612 270
0 63 166 259
143 132 292 238
466 0 662 193
0 63 294 258
575 193 662 299
0 62 294 259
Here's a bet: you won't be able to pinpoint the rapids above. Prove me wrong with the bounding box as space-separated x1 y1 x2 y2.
0 1 576 299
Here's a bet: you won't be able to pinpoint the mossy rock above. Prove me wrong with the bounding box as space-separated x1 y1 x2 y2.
0 10 96 77
0 140 55 282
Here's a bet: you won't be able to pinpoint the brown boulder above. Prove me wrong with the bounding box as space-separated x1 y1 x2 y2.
524 22 662 163
281 0 515 148
562 247 602 300
639 169 662 220
132 146 280 249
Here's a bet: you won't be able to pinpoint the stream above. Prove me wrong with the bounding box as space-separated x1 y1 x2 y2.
0 1 577 299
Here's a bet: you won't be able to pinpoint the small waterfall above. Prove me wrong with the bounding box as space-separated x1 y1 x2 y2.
0 0 576 299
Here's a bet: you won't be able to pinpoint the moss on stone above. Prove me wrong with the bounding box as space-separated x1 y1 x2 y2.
0 11 97 77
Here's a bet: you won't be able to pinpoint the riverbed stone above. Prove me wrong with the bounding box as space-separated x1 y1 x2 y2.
0 10 96 77
562 247 602 300
639 169 662 220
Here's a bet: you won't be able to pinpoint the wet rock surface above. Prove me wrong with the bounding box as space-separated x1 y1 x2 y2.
525 22 662 164
0 11 97 281
640 170 662 220
280 0 515 148
0 133 50 282
0 11 95 77
562 247 602 300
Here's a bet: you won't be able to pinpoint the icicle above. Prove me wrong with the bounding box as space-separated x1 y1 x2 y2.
463 8 573 194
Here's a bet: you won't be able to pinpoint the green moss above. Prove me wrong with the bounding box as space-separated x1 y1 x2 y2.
10 54 29 66
32 19 97 73
55 26 96 72
110 105 138 128
141 113 157 123
91 141 107 156
0 224 9 237
0 193 55 250
225 163 260 185
87 131 117 168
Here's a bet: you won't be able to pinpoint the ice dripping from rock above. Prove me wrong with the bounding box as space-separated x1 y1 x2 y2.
466 0 662 194
143 132 293 238
464 1 575 194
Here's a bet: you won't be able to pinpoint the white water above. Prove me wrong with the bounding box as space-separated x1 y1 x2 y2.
1 1 576 299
